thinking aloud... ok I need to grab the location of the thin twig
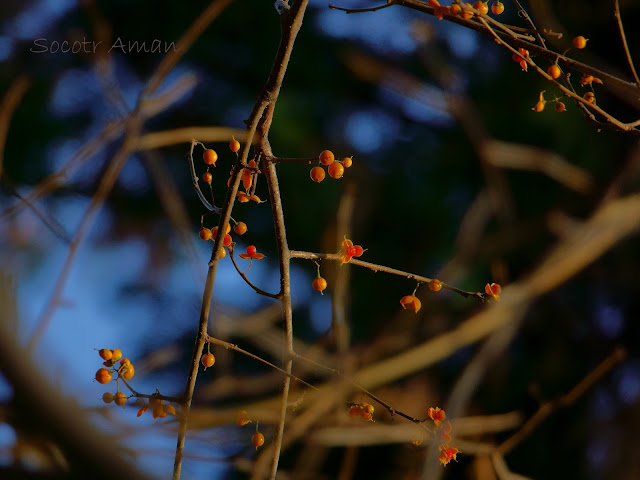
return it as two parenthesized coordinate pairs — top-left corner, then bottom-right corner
(497, 347), (626, 455)
(207, 336), (317, 390)
(228, 245), (281, 299)
(290, 250), (486, 300)
(512, 0), (546, 48)
(614, 0), (640, 87)
(329, 2), (393, 14)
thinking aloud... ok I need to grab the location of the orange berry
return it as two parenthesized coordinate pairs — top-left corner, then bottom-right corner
(348, 405), (361, 418)
(429, 279), (443, 292)
(533, 101), (545, 112)
(342, 156), (353, 168)
(199, 228), (212, 241)
(223, 234), (232, 247)
(95, 368), (112, 384)
(111, 348), (123, 362)
(491, 1), (504, 14)
(584, 91), (596, 104)
(203, 149), (218, 165)
(102, 392), (114, 404)
(121, 363), (135, 380)
(363, 403), (374, 415)
(319, 150), (335, 166)
(400, 295), (422, 313)
(555, 102), (566, 112)
(473, 1), (488, 14)
(229, 137), (240, 153)
(427, 406), (446, 425)
(202, 172), (212, 184)
(450, 4), (461, 15)
(114, 392), (127, 407)
(328, 162), (344, 179)
(312, 277), (327, 295)
(211, 224), (232, 238)
(234, 222), (247, 235)
(252, 432), (265, 449)
(310, 166), (325, 183)
(573, 36), (588, 49)
(548, 64), (561, 79)
(461, 2), (474, 18)
(98, 349), (112, 361)
(236, 410), (252, 426)
(201, 352), (216, 368)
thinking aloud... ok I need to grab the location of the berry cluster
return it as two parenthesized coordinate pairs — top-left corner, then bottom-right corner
(197, 141), (269, 264)
(516, 35), (599, 113)
(95, 348), (135, 385)
(95, 348), (134, 409)
(136, 392), (177, 419)
(429, 1), (505, 21)
(427, 407), (460, 467)
(310, 150), (352, 183)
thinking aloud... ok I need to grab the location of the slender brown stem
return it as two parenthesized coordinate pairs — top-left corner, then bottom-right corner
(207, 336), (317, 390)
(290, 250), (486, 300)
(228, 245), (281, 299)
(614, 0), (640, 87)
(497, 347), (626, 455)
(329, 2), (393, 14)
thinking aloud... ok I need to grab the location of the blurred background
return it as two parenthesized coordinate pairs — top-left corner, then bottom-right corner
(1, 0), (639, 478)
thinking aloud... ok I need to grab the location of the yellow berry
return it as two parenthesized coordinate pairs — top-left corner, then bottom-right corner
(429, 279), (443, 292)
(548, 64), (561, 79)
(319, 150), (335, 166)
(252, 432), (265, 449)
(111, 348), (123, 362)
(310, 166), (326, 183)
(573, 36), (588, 49)
(98, 349), (112, 361)
(199, 228), (213, 241)
(328, 162), (344, 179)
(234, 222), (248, 235)
(114, 392), (127, 407)
(203, 149), (218, 165)
(201, 352), (216, 368)
(95, 368), (112, 384)
(491, 1), (504, 14)
(312, 277), (327, 295)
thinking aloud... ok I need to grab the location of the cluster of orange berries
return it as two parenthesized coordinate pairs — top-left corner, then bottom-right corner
(399, 279), (443, 313)
(427, 407), (460, 467)
(95, 348), (136, 409)
(310, 150), (352, 183)
(348, 402), (375, 421)
(428, 1), (505, 21)
(95, 348), (135, 385)
(531, 90), (567, 114)
(136, 392), (177, 419)
(236, 410), (265, 450)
